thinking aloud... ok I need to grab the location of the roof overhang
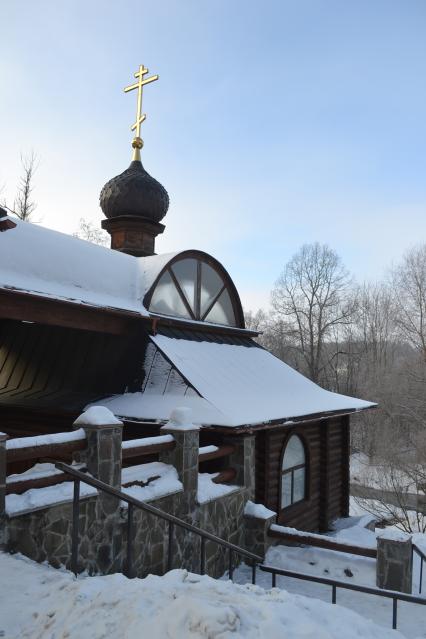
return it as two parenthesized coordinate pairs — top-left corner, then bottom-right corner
(0, 287), (259, 338)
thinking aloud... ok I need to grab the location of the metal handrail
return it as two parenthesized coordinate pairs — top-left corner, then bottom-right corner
(53, 461), (262, 579)
(259, 564), (426, 630)
(412, 543), (426, 594)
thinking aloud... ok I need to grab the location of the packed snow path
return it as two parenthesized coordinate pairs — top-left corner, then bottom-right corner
(0, 552), (406, 639)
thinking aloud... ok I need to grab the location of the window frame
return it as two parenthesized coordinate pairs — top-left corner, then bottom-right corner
(279, 433), (308, 510)
(144, 251), (245, 328)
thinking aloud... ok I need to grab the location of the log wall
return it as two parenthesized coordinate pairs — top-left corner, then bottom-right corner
(255, 415), (350, 533)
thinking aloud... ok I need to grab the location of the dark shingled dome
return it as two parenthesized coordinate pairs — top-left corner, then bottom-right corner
(100, 160), (169, 222)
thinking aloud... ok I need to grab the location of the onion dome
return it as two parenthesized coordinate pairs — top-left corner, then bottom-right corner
(100, 160), (169, 222)
(100, 64), (168, 257)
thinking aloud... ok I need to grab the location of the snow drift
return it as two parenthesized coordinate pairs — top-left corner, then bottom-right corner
(0, 552), (403, 639)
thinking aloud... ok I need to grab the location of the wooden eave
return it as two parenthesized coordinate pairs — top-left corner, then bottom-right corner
(0, 287), (259, 338)
(200, 405), (377, 435)
(112, 406), (377, 437)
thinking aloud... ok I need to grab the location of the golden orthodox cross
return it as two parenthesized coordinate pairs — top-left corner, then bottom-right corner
(124, 64), (159, 159)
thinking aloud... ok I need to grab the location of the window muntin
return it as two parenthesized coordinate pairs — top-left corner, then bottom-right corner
(149, 257), (237, 326)
(200, 263), (224, 316)
(149, 271), (189, 319)
(281, 435), (306, 508)
(170, 259), (197, 309)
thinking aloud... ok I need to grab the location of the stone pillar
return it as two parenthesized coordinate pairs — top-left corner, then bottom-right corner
(160, 424), (199, 514)
(0, 432), (7, 549)
(224, 435), (256, 499)
(244, 503), (277, 559)
(160, 409), (200, 573)
(73, 408), (123, 517)
(377, 531), (413, 593)
(72, 408), (124, 575)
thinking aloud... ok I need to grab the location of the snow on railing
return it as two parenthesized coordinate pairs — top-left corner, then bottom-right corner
(6, 429), (87, 464)
(6, 429), (86, 450)
(121, 434), (175, 460)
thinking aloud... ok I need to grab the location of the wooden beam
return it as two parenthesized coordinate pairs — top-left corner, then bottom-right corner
(0, 288), (259, 338)
(212, 467), (237, 484)
(6, 439), (86, 464)
(198, 444), (235, 463)
(268, 528), (377, 558)
(0, 289), (142, 336)
(121, 440), (176, 459)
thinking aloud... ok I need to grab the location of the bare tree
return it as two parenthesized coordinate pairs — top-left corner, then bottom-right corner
(353, 448), (426, 533)
(271, 243), (355, 384)
(392, 245), (426, 360)
(73, 218), (109, 247)
(12, 152), (39, 221)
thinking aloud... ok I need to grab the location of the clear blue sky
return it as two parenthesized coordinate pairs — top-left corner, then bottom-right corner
(1, 1), (426, 310)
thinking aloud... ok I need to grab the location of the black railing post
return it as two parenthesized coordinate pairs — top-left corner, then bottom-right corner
(420, 557), (423, 594)
(251, 560), (257, 585)
(229, 549), (234, 581)
(200, 536), (206, 575)
(71, 479), (80, 577)
(167, 521), (174, 572)
(126, 503), (134, 578)
(259, 563), (426, 635)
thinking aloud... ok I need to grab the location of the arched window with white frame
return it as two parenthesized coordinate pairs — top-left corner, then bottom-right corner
(145, 253), (244, 328)
(281, 434), (306, 508)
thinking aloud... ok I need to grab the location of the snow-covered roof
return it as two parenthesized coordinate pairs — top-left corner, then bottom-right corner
(98, 335), (375, 428)
(0, 217), (179, 315)
(0, 217), (146, 313)
(99, 392), (226, 425)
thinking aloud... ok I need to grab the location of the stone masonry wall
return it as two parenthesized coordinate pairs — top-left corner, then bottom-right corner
(4, 414), (253, 579)
(6, 487), (248, 578)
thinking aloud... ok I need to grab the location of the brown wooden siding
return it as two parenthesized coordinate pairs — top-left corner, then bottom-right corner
(0, 319), (146, 411)
(255, 416), (350, 533)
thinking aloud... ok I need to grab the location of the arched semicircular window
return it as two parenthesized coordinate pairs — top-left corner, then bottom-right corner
(281, 435), (306, 508)
(148, 257), (241, 327)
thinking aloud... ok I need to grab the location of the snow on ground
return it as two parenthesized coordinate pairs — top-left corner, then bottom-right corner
(0, 552), (406, 639)
(232, 518), (426, 638)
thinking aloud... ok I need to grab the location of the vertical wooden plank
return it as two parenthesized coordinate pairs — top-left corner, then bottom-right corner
(341, 415), (350, 517)
(319, 419), (330, 531)
(264, 431), (273, 510)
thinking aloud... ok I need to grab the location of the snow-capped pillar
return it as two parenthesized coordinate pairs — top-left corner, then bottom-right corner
(0, 432), (7, 548)
(73, 407), (123, 516)
(160, 408), (199, 513)
(224, 434), (256, 499)
(377, 530), (413, 593)
(244, 501), (277, 559)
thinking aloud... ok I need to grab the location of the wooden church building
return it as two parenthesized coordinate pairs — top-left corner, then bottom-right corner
(0, 67), (373, 535)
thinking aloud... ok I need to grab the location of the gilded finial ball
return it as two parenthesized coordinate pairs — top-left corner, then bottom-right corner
(132, 136), (144, 149)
